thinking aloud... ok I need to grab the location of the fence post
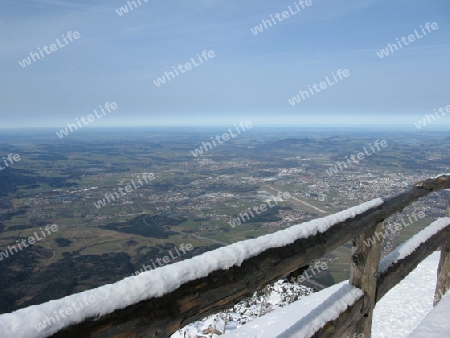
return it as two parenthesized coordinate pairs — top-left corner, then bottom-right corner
(434, 205), (450, 306)
(348, 221), (384, 337)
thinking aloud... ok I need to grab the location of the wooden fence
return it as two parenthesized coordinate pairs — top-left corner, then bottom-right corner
(41, 174), (450, 337)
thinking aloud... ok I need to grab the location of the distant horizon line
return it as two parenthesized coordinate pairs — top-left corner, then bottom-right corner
(0, 123), (449, 130)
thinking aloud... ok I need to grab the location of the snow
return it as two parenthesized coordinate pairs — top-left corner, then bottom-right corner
(372, 252), (440, 337)
(171, 316), (229, 337)
(277, 284), (363, 338)
(172, 280), (313, 337)
(379, 218), (450, 273)
(221, 282), (348, 338)
(409, 289), (450, 337)
(219, 283), (363, 338)
(431, 173), (450, 179)
(0, 198), (383, 338)
(224, 252), (441, 338)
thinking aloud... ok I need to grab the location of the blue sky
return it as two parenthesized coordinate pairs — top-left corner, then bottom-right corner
(1, 0), (449, 128)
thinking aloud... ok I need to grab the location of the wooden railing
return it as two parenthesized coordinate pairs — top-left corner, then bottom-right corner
(17, 175), (450, 337)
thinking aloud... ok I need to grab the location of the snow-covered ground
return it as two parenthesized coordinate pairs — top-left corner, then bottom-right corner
(217, 252), (442, 338)
(372, 251), (441, 338)
(409, 286), (450, 337)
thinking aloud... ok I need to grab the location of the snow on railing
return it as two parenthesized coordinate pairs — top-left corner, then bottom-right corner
(277, 284), (364, 338)
(0, 199), (383, 338)
(380, 217), (450, 273)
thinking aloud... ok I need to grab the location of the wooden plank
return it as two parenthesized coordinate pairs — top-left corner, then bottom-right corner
(312, 295), (369, 338)
(434, 241), (450, 306)
(348, 222), (384, 337)
(434, 205), (450, 306)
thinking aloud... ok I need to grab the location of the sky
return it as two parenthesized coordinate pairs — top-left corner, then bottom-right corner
(1, 0), (449, 128)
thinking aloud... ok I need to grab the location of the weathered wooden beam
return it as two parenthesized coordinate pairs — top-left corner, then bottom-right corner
(377, 225), (450, 303)
(348, 222), (384, 337)
(413, 175), (450, 191)
(49, 176), (450, 338)
(52, 206), (385, 338)
(434, 205), (450, 306)
(434, 241), (450, 306)
(382, 175), (450, 216)
(312, 295), (369, 338)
